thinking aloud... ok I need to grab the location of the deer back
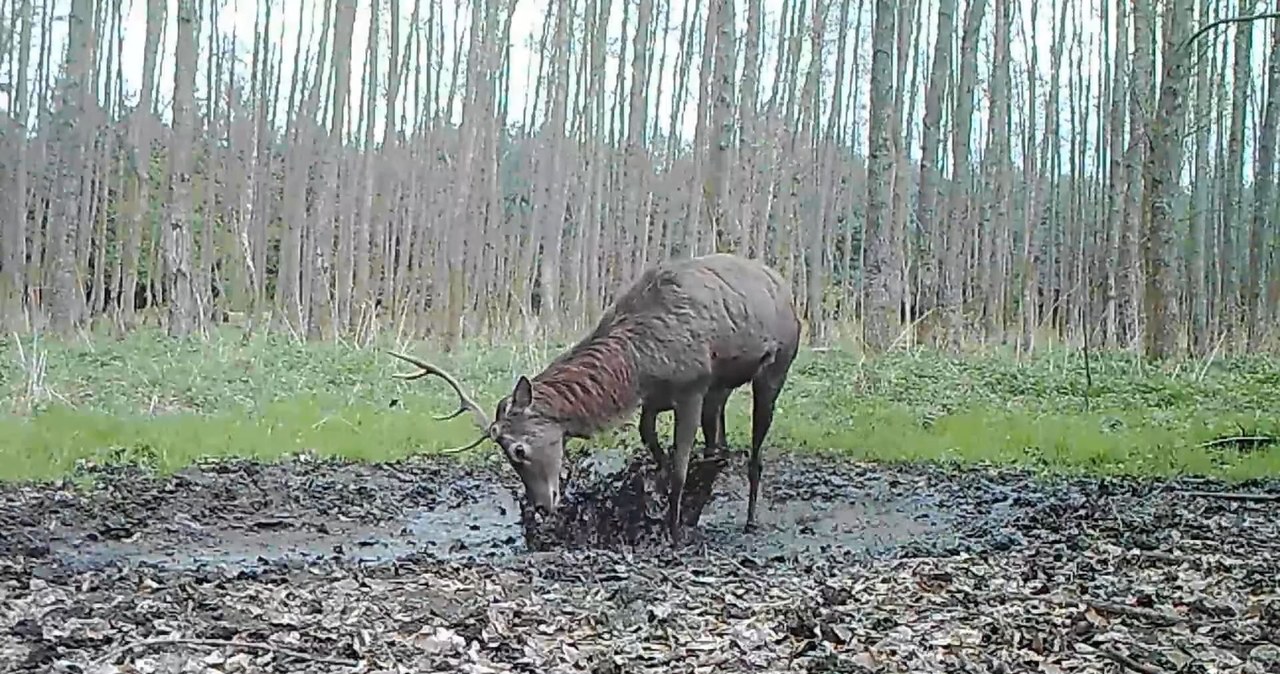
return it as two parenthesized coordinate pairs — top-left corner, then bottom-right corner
(596, 254), (800, 391)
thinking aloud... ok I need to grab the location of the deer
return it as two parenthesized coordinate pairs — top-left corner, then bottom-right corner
(387, 253), (802, 543)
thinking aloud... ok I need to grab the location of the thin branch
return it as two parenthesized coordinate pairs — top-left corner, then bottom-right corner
(1003, 592), (1190, 627)
(1182, 11), (1280, 51)
(1196, 434), (1277, 450)
(1176, 489), (1280, 503)
(1082, 598), (1188, 627)
(94, 637), (360, 668)
(1097, 646), (1169, 674)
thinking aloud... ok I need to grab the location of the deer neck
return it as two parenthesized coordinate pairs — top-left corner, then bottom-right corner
(531, 334), (642, 437)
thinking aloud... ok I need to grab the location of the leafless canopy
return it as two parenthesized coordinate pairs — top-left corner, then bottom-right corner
(386, 351), (493, 454)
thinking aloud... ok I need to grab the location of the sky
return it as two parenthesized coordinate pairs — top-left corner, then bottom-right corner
(1, 0), (1272, 173)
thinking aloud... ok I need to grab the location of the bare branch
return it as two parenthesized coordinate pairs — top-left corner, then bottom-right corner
(1183, 11), (1280, 51)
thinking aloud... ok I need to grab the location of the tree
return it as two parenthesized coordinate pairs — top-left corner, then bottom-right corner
(1141, 0), (1194, 359)
(165, 0), (200, 336)
(863, 0), (898, 351)
(917, 0), (956, 324)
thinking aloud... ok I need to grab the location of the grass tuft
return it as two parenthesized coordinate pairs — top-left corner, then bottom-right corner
(1, 327), (1277, 482)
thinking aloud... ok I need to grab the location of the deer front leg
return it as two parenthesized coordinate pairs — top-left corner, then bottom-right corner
(667, 391), (703, 545)
(700, 387), (731, 457)
(638, 404), (664, 470)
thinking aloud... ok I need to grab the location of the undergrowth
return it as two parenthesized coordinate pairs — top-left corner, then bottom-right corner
(0, 327), (1277, 482)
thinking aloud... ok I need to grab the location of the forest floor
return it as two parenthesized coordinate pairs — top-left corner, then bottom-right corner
(1, 329), (1278, 672)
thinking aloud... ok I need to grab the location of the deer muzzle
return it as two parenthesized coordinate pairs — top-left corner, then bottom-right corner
(522, 475), (561, 513)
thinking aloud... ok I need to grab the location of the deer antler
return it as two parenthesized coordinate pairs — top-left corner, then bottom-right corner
(386, 350), (493, 454)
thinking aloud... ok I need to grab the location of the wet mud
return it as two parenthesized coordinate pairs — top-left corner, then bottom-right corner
(3, 447), (1279, 672)
(1, 446), (1016, 575)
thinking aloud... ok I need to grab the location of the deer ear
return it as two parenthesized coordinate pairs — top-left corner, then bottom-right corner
(512, 376), (533, 409)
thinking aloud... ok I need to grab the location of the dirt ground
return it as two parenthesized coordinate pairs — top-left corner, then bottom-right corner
(1, 446), (1278, 673)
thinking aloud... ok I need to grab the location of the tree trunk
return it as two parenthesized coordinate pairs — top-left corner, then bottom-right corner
(1140, 0), (1192, 360)
(863, 0), (898, 351)
(165, 0), (200, 336)
(1248, 16), (1280, 347)
(917, 0), (955, 326)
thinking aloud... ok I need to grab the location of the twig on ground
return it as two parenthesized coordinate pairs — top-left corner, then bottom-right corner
(1097, 646), (1169, 674)
(1196, 435), (1277, 450)
(1004, 592), (1189, 627)
(1176, 490), (1280, 503)
(94, 636), (360, 668)
(1083, 598), (1187, 627)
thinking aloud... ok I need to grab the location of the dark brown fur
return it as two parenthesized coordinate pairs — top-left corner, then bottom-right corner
(531, 327), (641, 435)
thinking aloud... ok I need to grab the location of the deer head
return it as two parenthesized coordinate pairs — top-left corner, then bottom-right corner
(386, 351), (567, 512)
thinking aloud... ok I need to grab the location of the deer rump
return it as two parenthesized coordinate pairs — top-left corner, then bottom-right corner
(388, 253), (801, 547)
(610, 254), (798, 450)
(550, 252), (802, 541)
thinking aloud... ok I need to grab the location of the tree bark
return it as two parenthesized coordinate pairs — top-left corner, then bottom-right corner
(165, 0), (200, 336)
(1141, 0), (1193, 360)
(863, 0), (898, 351)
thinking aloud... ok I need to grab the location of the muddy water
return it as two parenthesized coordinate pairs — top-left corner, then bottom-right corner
(2, 448), (1011, 576)
(44, 485), (526, 572)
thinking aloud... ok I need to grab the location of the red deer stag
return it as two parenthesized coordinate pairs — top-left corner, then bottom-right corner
(387, 253), (801, 543)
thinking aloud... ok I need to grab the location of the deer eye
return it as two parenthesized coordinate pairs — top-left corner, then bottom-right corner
(510, 442), (529, 462)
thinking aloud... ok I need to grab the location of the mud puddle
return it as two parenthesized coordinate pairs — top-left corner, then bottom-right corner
(0, 447), (1018, 575)
(40, 485), (525, 573)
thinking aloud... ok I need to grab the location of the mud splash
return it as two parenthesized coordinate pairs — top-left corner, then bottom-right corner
(520, 446), (962, 557)
(519, 449), (731, 551)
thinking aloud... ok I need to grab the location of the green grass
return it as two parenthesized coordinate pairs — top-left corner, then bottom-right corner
(1, 327), (1278, 482)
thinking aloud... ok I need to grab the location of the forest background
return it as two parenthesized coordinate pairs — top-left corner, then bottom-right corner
(1, 0), (1278, 481)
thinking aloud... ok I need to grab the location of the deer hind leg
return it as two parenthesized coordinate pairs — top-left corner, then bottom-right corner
(638, 403), (665, 470)
(717, 404), (728, 451)
(746, 367), (791, 533)
(667, 390), (705, 545)
(700, 387), (732, 458)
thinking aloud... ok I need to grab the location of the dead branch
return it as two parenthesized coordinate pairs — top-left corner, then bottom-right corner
(1083, 598), (1188, 627)
(94, 636), (360, 668)
(1183, 12), (1280, 51)
(1196, 435), (1277, 450)
(1176, 489), (1280, 503)
(1097, 646), (1170, 674)
(1004, 592), (1189, 627)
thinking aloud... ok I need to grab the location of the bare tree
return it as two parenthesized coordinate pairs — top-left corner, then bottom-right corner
(1, 0), (33, 330)
(863, 0), (898, 351)
(164, 0), (200, 336)
(1218, 3), (1253, 345)
(917, 0), (955, 326)
(944, 0), (987, 348)
(1141, 0), (1194, 359)
(1248, 16), (1280, 346)
(46, 0), (98, 335)
(979, 0), (1011, 342)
